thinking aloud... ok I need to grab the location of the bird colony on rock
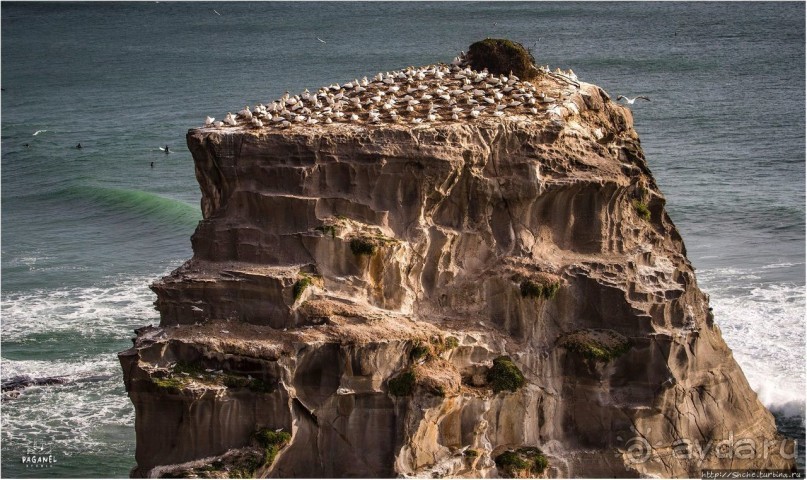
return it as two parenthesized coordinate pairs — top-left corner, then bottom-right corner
(202, 62), (581, 130)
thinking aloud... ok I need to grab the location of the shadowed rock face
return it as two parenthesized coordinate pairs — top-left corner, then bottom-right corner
(120, 69), (794, 478)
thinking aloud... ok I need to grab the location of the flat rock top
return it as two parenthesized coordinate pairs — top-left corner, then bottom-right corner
(197, 63), (588, 135)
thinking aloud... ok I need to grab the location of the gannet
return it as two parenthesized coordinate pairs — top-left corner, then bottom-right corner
(617, 95), (650, 104)
(317, 37), (327, 44)
(33, 130), (47, 136)
(238, 106), (253, 119)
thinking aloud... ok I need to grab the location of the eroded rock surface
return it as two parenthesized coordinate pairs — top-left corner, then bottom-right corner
(120, 66), (794, 478)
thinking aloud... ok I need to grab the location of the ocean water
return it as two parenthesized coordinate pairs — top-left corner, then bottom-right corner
(1, 2), (803, 477)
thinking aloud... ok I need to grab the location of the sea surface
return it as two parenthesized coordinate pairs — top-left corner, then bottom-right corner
(1, 2), (804, 477)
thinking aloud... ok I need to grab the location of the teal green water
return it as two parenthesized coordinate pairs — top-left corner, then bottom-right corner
(2, 2), (804, 476)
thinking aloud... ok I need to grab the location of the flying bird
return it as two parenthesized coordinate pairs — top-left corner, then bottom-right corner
(213, 9), (221, 15)
(617, 95), (650, 104)
(317, 37), (327, 44)
(33, 130), (47, 136)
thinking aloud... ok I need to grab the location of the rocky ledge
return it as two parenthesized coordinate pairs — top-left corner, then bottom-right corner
(120, 45), (795, 478)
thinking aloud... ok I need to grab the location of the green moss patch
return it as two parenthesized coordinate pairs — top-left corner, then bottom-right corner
(632, 199), (651, 221)
(520, 279), (561, 300)
(292, 275), (313, 302)
(495, 447), (548, 478)
(410, 342), (430, 361)
(560, 329), (631, 362)
(467, 38), (537, 79)
(487, 356), (526, 393)
(444, 336), (460, 350)
(152, 360), (273, 394)
(427, 335), (461, 357)
(388, 369), (417, 396)
(151, 360), (207, 392)
(152, 376), (187, 392)
(350, 238), (376, 256)
(255, 429), (292, 468)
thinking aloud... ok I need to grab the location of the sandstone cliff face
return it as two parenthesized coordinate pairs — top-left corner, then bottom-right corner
(120, 69), (794, 478)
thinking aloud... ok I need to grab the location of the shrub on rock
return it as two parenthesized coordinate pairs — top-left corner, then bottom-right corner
(487, 356), (526, 393)
(467, 38), (537, 79)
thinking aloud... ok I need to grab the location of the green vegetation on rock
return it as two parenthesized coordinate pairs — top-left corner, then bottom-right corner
(632, 199), (651, 221)
(255, 429), (292, 469)
(487, 356), (526, 393)
(388, 369), (417, 396)
(293, 275), (313, 302)
(495, 447), (549, 477)
(428, 335), (460, 356)
(410, 342), (430, 361)
(151, 360), (273, 394)
(229, 455), (263, 479)
(467, 38), (537, 79)
(520, 279), (561, 300)
(566, 340), (630, 361)
(152, 376), (186, 392)
(561, 331), (631, 362)
(350, 238), (376, 256)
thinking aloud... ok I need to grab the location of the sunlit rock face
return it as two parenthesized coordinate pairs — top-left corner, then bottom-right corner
(120, 64), (794, 478)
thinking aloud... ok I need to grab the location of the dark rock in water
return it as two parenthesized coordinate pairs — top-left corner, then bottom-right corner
(75, 374), (114, 384)
(1, 374), (70, 392)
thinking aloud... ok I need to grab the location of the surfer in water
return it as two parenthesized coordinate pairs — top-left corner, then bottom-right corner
(150, 162), (154, 168)
(164, 145), (170, 154)
(76, 143), (82, 149)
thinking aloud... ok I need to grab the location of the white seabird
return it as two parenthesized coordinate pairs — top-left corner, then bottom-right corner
(617, 95), (650, 104)
(205, 116), (215, 126)
(33, 130), (48, 136)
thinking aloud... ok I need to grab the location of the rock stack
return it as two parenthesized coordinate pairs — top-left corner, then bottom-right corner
(120, 47), (795, 478)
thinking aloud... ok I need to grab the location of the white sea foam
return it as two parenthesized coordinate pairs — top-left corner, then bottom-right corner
(699, 266), (806, 422)
(1, 357), (135, 455)
(1, 273), (162, 341)
(0, 273), (165, 458)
